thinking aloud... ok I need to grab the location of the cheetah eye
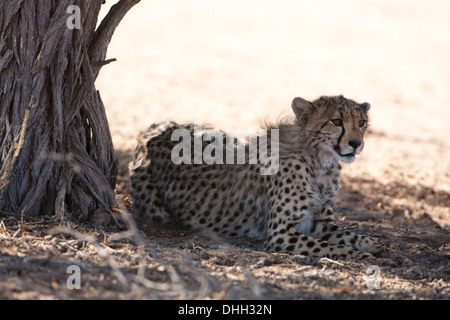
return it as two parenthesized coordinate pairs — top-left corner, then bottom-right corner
(358, 120), (367, 128)
(330, 119), (343, 126)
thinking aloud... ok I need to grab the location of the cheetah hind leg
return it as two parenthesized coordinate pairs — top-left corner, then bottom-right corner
(140, 205), (172, 226)
(131, 186), (172, 226)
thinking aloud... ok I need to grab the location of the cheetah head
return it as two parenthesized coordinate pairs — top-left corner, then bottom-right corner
(292, 95), (370, 164)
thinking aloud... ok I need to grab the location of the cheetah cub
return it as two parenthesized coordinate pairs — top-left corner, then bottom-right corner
(129, 95), (385, 260)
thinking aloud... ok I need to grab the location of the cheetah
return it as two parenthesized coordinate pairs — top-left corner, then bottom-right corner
(129, 95), (385, 260)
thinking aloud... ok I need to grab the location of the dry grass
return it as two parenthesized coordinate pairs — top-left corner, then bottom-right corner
(1, 0), (449, 299)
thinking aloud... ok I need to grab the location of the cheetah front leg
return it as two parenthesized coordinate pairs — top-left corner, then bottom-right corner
(309, 205), (385, 256)
(264, 230), (371, 260)
(309, 221), (384, 256)
(264, 204), (372, 260)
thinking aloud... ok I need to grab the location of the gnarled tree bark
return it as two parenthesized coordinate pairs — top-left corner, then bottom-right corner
(0, 0), (140, 221)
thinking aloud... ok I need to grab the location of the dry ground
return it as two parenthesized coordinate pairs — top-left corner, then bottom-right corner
(0, 0), (449, 299)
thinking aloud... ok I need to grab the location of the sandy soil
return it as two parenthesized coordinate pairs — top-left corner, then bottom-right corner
(0, 0), (449, 299)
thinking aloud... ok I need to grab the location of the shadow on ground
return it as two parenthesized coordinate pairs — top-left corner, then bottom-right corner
(0, 148), (448, 299)
(111, 148), (449, 298)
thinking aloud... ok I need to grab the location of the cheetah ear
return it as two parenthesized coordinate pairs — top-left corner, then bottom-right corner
(360, 102), (371, 112)
(292, 97), (314, 120)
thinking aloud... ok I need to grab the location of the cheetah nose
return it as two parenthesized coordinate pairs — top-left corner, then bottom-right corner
(348, 140), (362, 150)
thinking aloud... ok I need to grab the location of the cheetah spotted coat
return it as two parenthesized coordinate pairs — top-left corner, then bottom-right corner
(129, 95), (384, 260)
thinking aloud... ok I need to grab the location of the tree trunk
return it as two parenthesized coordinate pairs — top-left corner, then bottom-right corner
(0, 0), (140, 221)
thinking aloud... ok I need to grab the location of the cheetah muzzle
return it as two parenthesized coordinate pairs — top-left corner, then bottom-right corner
(129, 95), (386, 261)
